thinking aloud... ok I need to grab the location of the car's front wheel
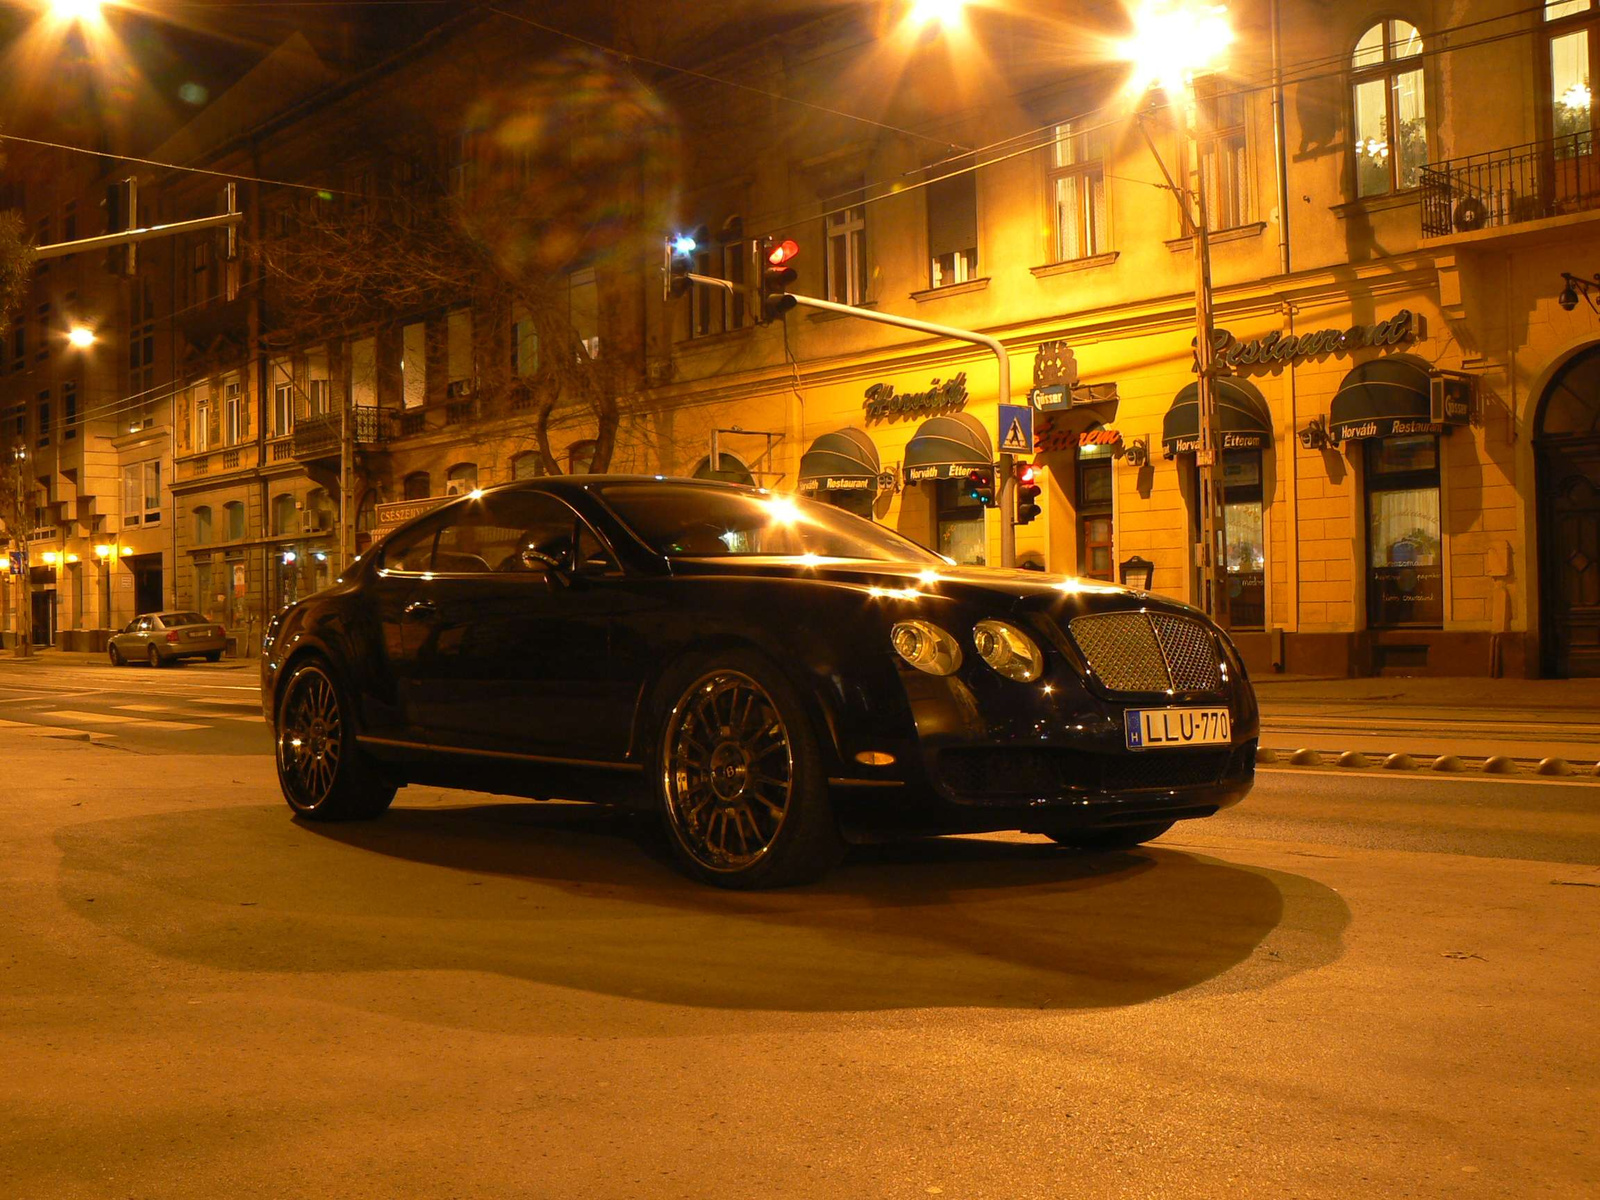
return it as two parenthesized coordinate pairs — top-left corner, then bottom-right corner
(1043, 821), (1175, 852)
(275, 658), (395, 821)
(656, 653), (841, 889)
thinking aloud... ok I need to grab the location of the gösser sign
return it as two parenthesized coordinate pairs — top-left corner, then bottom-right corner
(1202, 310), (1421, 371)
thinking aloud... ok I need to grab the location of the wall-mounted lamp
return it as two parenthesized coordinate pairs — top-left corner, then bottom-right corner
(1298, 416), (1337, 450)
(119, 545), (133, 557)
(1123, 436), (1150, 467)
(94, 543), (113, 559)
(1558, 272), (1600, 313)
(41, 551), (59, 566)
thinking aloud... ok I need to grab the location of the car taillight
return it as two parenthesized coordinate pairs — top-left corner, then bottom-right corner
(165, 630), (180, 644)
(214, 627), (225, 638)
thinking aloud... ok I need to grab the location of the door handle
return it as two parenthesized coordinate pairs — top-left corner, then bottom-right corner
(403, 599), (437, 619)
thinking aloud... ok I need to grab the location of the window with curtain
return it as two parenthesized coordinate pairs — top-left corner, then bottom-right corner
(825, 205), (867, 305)
(1048, 121), (1108, 261)
(511, 451), (545, 480)
(402, 321), (426, 408)
(447, 462), (479, 493)
(1546, 0), (1596, 160)
(1351, 20), (1428, 197)
(926, 170), (978, 288)
(272, 493), (298, 537)
(1365, 434), (1443, 627)
(194, 505), (212, 545)
(1194, 77), (1250, 231)
(403, 471), (432, 500)
(225, 501), (246, 541)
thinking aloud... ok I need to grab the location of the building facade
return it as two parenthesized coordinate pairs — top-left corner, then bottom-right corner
(4, 0), (1598, 676)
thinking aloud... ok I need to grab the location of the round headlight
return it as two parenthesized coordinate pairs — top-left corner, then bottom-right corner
(890, 620), (963, 675)
(972, 619), (1044, 682)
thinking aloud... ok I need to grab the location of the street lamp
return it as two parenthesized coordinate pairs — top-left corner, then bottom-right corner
(1121, 0), (1235, 621)
(47, 0), (103, 22)
(67, 326), (95, 348)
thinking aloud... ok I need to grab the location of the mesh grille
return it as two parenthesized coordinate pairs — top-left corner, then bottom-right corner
(1150, 614), (1223, 692)
(938, 740), (1255, 799)
(1068, 611), (1223, 695)
(1067, 613), (1169, 692)
(1103, 749), (1230, 791)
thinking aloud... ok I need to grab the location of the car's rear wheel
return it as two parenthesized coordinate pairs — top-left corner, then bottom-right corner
(275, 658), (395, 821)
(108, 644), (122, 667)
(146, 645), (163, 668)
(657, 654), (840, 888)
(204, 651), (222, 663)
(1043, 821), (1175, 852)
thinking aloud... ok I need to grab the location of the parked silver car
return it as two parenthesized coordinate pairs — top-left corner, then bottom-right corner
(108, 611), (227, 667)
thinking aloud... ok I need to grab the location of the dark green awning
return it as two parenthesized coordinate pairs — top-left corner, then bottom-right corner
(903, 412), (993, 482)
(1162, 377), (1274, 455)
(797, 427), (881, 494)
(1330, 354), (1442, 440)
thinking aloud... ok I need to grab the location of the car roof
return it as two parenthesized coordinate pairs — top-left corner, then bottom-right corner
(489, 474), (756, 495)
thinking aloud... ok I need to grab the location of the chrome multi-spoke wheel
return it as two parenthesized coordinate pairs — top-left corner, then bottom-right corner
(664, 670), (794, 873)
(656, 655), (840, 888)
(274, 659), (395, 820)
(279, 666), (343, 810)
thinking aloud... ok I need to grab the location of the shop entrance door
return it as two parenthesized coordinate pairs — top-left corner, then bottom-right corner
(1535, 345), (1600, 677)
(128, 554), (163, 617)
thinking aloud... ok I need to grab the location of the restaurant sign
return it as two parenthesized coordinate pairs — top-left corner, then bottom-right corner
(1163, 430), (1271, 454)
(1203, 310), (1421, 371)
(1033, 421), (1125, 455)
(863, 372), (968, 422)
(797, 475), (875, 493)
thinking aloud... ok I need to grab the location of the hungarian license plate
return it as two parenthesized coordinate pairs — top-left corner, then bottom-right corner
(186, 630), (207, 639)
(1125, 706), (1231, 750)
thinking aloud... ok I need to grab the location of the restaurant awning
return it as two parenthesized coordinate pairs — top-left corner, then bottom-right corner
(1329, 354), (1441, 440)
(796, 427), (881, 494)
(1162, 377), (1274, 455)
(903, 412), (994, 482)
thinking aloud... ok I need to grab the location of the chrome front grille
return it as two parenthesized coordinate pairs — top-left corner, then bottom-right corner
(1068, 611), (1223, 695)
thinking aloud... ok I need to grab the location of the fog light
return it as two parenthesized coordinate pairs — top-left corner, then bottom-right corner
(854, 750), (896, 766)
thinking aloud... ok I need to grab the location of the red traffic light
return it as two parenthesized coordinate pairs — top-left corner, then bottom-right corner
(767, 238), (800, 266)
(1015, 462), (1037, 484)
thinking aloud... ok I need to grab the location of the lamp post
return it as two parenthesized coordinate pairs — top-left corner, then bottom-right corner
(10, 446), (30, 657)
(94, 540), (115, 634)
(1122, 1), (1235, 619)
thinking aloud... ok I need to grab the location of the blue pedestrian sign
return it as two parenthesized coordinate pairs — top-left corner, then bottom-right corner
(998, 404), (1033, 456)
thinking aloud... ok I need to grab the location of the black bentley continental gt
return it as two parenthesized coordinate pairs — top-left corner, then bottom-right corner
(261, 476), (1258, 887)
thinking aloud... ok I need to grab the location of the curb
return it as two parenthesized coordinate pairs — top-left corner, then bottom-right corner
(1257, 746), (1600, 778)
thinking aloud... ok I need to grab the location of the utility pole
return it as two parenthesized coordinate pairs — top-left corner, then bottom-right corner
(1181, 93), (1226, 623)
(8, 447), (32, 657)
(339, 388), (354, 573)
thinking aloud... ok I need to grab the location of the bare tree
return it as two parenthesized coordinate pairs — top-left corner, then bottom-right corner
(0, 202), (37, 655)
(257, 48), (677, 477)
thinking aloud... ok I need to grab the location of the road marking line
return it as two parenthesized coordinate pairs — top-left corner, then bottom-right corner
(45, 710), (207, 732)
(115, 704), (174, 714)
(1257, 765), (1600, 788)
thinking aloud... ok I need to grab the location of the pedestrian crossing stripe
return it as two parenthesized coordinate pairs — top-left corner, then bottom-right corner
(1000, 416), (1030, 453)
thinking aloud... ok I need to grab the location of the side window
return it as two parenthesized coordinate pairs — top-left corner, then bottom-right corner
(437, 491), (580, 575)
(378, 520), (442, 575)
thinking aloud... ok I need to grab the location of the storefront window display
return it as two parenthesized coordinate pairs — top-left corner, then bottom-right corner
(1221, 450), (1265, 629)
(935, 480), (987, 565)
(1365, 434), (1443, 627)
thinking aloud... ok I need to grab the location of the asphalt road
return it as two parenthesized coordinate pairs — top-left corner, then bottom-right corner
(1, 655), (1595, 1199)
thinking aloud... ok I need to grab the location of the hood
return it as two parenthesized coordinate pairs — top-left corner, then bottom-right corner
(667, 556), (1208, 623)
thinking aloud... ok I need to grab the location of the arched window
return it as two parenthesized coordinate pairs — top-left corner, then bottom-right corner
(403, 471), (431, 500)
(691, 452), (754, 485)
(511, 451), (545, 480)
(1351, 21), (1428, 197)
(272, 493), (298, 537)
(355, 489), (377, 533)
(193, 505), (212, 545)
(224, 501), (245, 541)
(1545, 1), (1597, 159)
(446, 462), (479, 494)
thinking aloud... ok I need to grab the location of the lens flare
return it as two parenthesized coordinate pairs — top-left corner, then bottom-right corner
(1119, 0), (1234, 96)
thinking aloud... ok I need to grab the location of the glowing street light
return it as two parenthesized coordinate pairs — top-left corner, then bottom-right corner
(46, 0), (103, 24)
(67, 326), (95, 348)
(908, 0), (966, 29)
(1118, 0), (1234, 97)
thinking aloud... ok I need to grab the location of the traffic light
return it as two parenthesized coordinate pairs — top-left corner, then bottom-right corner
(1014, 462), (1042, 525)
(103, 176), (137, 276)
(964, 466), (995, 507)
(663, 226), (705, 301)
(759, 237), (799, 322)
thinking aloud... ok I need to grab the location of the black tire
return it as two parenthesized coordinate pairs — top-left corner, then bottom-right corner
(1044, 821), (1175, 852)
(274, 657), (396, 821)
(654, 650), (842, 889)
(146, 645), (164, 668)
(108, 644), (123, 667)
(204, 652), (222, 663)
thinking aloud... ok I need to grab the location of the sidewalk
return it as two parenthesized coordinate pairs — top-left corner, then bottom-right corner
(1254, 673), (1600, 771)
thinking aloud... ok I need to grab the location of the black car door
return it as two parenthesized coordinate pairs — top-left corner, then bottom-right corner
(403, 490), (634, 762)
(361, 513), (449, 736)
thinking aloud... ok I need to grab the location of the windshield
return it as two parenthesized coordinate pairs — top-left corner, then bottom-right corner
(598, 484), (944, 564)
(160, 612), (207, 626)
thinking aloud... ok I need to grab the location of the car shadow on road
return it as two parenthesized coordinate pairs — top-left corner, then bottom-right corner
(55, 796), (1350, 1015)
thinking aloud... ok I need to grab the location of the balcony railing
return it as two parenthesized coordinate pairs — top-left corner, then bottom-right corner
(1420, 132), (1599, 237)
(291, 405), (391, 460)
